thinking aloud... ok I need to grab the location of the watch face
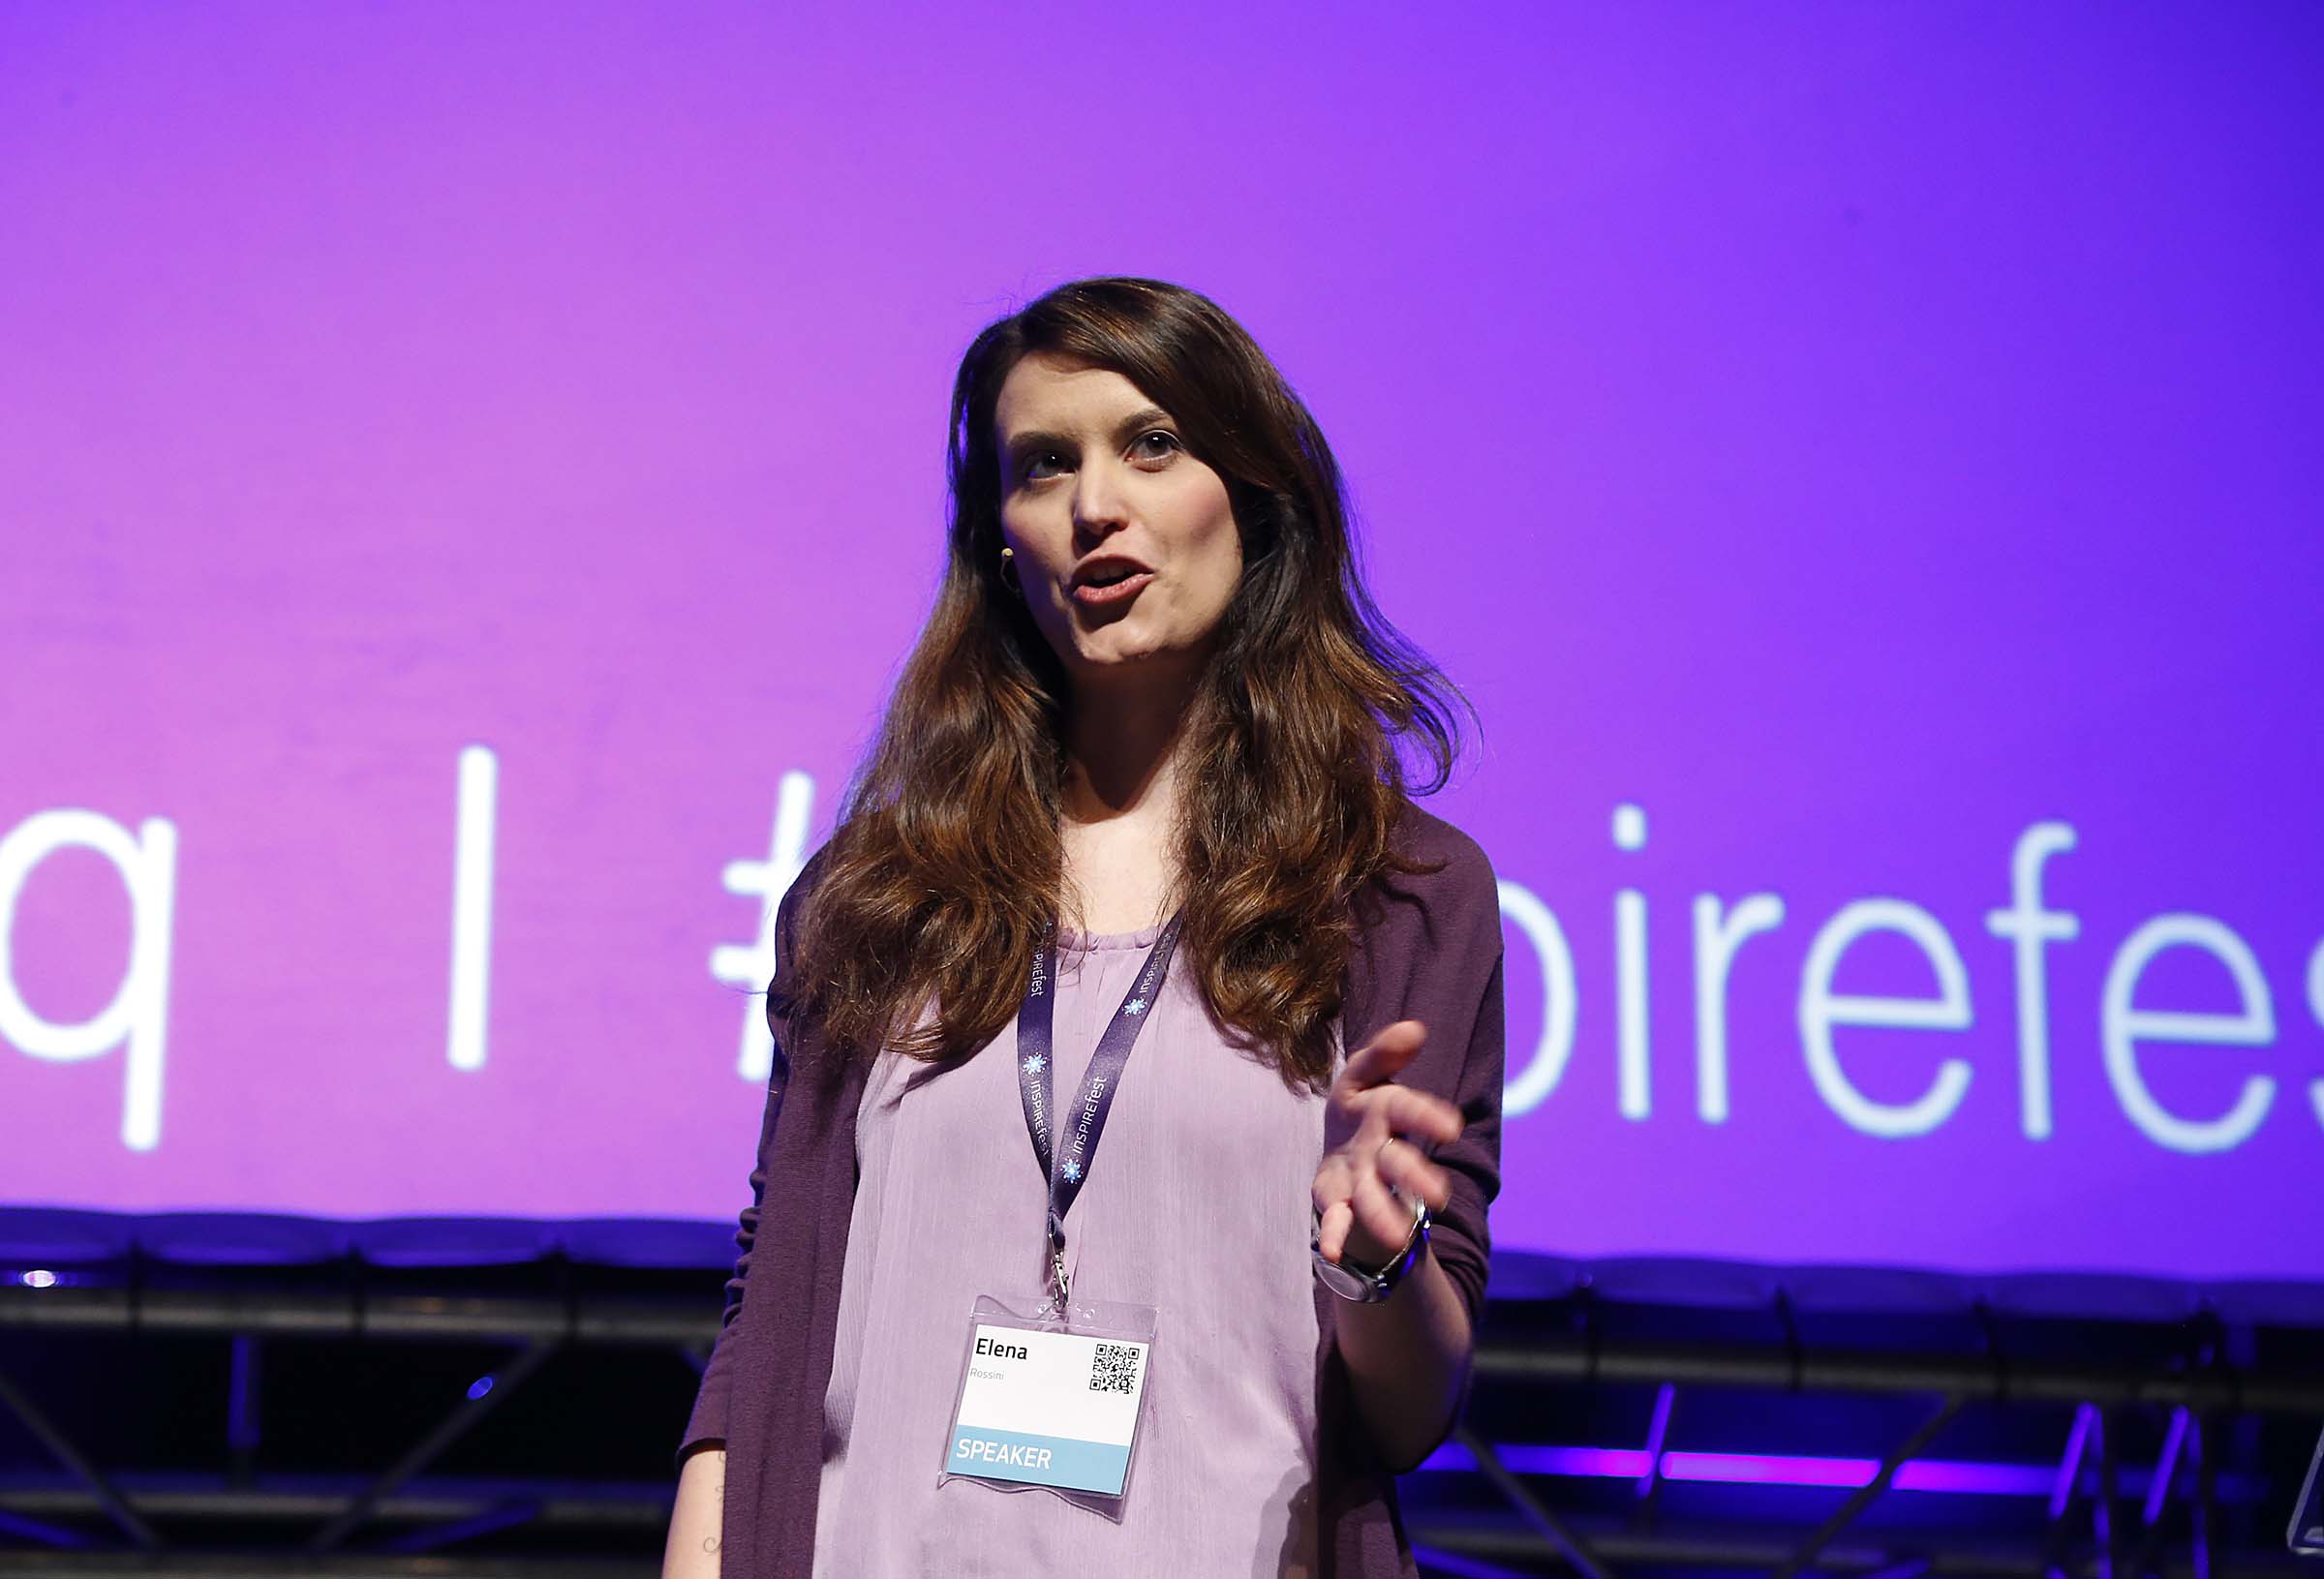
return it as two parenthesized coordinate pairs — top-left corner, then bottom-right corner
(1312, 1252), (1386, 1302)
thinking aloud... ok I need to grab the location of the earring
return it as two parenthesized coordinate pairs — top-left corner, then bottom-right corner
(999, 546), (1023, 594)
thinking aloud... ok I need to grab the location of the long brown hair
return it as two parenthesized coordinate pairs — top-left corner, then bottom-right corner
(783, 277), (1471, 1087)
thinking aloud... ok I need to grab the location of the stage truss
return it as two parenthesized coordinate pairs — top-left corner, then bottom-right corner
(1, 1242), (2320, 1576)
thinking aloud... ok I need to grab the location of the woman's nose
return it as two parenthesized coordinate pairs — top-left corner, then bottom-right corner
(1072, 457), (1131, 539)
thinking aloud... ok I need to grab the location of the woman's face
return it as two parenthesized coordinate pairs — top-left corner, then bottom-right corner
(993, 352), (1243, 693)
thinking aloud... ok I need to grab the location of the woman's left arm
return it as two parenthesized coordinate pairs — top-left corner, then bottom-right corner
(1314, 1022), (1482, 1471)
(1315, 875), (1509, 1472)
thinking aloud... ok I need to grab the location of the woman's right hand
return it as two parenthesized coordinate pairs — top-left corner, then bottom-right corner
(662, 1445), (725, 1578)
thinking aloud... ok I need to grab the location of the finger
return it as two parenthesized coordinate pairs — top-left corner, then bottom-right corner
(1378, 1136), (1454, 1213)
(1376, 1085), (1465, 1146)
(1311, 1156), (1353, 1217)
(1350, 1160), (1413, 1255)
(1314, 1199), (1356, 1263)
(1337, 1019), (1427, 1093)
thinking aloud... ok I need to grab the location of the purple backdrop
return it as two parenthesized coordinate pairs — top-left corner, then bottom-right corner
(4, 2), (2320, 1280)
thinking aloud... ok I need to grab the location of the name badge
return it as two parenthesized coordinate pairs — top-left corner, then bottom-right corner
(941, 1294), (1157, 1507)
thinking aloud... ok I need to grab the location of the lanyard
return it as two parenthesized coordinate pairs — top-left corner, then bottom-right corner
(1015, 912), (1183, 1312)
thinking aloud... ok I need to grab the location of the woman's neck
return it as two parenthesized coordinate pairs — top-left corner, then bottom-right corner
(1055, 675), (1196, 935)
(1060, 668), (1200, 832)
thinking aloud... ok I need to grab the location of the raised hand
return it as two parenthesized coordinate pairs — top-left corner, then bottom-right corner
(1311, 1019), (1464, 1267)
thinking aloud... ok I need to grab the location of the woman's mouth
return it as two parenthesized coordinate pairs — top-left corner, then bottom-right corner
(1071, 570), (1153, 607)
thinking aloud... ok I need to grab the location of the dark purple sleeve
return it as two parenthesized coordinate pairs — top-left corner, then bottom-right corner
(676, 848), (824, 1466)
(1403, 821), (1507, 1332)
(1347, 810), (1508, 1332)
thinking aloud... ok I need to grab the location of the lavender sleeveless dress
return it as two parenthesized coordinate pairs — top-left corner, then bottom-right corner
(809, 921), (1334, 1578)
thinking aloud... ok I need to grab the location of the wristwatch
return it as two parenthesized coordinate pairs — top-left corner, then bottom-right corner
(1311, 1192), (1431, 1303)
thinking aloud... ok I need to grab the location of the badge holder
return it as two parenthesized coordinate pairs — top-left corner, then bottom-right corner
(943, 915), (1177, 1520)
(936, 1282), (1159, 1522)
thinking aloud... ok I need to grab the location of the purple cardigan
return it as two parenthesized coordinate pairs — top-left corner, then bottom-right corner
(679, 805), (1508, 1577)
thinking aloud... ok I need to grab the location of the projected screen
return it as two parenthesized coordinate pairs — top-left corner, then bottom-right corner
(5, 4), (2320, 1282)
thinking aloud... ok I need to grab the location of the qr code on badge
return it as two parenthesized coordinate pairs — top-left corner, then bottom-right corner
(1089, 1341), (1142, 1395)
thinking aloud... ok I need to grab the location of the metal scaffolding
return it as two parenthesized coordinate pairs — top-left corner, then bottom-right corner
(2, 1262), (2319, 1575)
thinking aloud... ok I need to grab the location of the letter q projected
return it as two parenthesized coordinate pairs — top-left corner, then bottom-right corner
(0, 809), (178, 1150)
(1798, 899), (1974, 1139)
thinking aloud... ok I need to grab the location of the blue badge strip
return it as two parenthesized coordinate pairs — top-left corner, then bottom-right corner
(1015, 913), (1183, 1266)
(947, 1423), (1131, 1496)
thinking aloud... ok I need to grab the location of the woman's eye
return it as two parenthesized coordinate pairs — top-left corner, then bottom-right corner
(1019, 431), (1175, 484)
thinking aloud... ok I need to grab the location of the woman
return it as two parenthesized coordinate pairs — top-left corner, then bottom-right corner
(663, 277), (1506, 1578)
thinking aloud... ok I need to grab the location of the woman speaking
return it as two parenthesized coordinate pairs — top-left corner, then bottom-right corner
(663, 277), (1507, 1578)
